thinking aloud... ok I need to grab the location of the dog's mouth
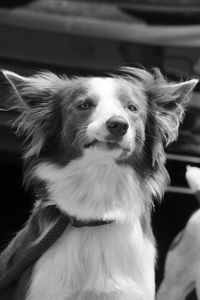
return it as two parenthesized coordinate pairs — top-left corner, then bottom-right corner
(84, 139), (120, 149)
(84, 139), (131, 153)
(84, 139), (99, 149)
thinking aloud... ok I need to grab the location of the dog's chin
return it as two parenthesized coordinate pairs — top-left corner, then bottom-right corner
(84, 139), (131, 160)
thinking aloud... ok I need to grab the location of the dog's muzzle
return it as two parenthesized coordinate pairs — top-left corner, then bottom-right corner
(84, 116), (131, 155)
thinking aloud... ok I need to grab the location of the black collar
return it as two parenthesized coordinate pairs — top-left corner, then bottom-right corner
(72, 217), (114, 228)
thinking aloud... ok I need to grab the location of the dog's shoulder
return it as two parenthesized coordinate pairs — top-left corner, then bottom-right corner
(0, 204), (62, 299)
(0, 204), (58, 275)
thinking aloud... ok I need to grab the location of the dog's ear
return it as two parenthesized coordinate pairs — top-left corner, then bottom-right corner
(147, 73), (198, 168)
(0, 70), (33, 111)
(0, 70), (60, 111)
(0, 70), (61, 157)
(0, 71), (21, 118)
(149, 75), (198, 146)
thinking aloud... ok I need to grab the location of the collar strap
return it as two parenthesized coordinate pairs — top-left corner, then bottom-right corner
(72, 217), (114, 228)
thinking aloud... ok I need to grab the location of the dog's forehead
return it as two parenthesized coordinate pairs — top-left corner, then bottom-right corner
(87, 77), (146, 106)
(88, 77), (117, 97)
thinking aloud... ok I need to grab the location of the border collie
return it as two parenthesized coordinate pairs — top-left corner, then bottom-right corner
(0, 67), (197, 300)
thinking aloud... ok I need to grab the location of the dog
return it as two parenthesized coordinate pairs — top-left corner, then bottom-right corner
(157, 209), (200, 300)
(0, 67), (197, 300)
(157, 166), (200, 300)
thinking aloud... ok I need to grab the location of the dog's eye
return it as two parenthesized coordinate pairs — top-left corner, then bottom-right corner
(77, 100), (93, 110)
(128, 104), (138, 112)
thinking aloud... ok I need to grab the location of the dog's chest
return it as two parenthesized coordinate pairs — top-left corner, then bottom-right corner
(26, 221), (155, 300)
(35, 148), (147, 221)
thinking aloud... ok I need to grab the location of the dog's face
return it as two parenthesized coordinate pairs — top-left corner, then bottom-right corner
(61, 76), (147, 161)
(0, 68), (198, 200)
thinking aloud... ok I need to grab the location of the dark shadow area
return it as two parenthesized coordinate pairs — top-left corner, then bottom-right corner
(0, 159), (33, 252)
(153, 192), (198, 288)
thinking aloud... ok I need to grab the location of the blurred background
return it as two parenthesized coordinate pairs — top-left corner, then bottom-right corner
(0, 0), (200, 296)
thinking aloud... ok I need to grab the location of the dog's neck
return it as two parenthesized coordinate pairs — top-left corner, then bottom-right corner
(34, 147), (152, 223)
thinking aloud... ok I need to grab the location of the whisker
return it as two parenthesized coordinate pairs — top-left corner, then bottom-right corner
(72, 127), (88, 146)
(135, 132), (145, 147)
(63, 125), (88, 137)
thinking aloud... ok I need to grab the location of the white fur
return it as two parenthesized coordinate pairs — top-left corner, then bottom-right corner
(87, 78), (136, 152)
(34, 147), (149, 222)
(157, 210), (200, 300)
(27, 219), (155, 300)
(26, 148), (156, 300)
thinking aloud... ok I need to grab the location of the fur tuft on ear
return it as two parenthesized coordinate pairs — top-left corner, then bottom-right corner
(1, 70), (63, 110)
(0, 70), (65, 157)
(149, 76), (198, 146)
(1, 70), (30, 111)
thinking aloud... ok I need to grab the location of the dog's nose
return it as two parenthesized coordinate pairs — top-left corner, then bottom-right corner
(106, 116), (129, 138)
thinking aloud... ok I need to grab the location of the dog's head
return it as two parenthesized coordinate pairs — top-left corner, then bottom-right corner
(0, 68), (197, 199)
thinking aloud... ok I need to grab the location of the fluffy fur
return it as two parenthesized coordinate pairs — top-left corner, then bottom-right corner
(0, 67), (197, 300)
(157, 209), (200, 300)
